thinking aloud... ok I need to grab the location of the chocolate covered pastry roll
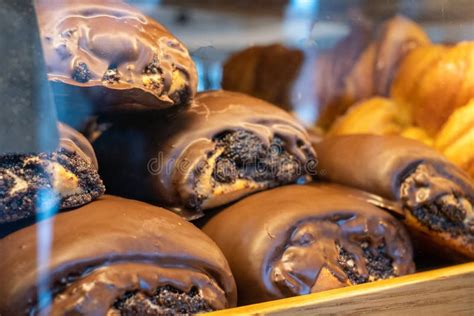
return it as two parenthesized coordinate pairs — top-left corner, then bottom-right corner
(315, 135), (474, 259)
(0, 123), (105, 224)
(37, 0), (197, 128)
(0, 195), (237, 315)
(203, 184), (414, 305)
(93, 90), (316, 217)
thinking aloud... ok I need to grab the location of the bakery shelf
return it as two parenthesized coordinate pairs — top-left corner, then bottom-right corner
(208, 262), (474, 315)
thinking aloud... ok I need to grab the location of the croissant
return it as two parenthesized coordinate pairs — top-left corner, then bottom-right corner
(327, 97), (410, 136)
(327, 97), (434, 145)
(319, 15), (430, 128)
(400, 126), (433, 147)
(391, 42), (474, 135)
(435, 99), (474, 178)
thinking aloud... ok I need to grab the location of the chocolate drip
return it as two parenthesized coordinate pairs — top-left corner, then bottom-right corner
(203, 184), (414, 305)
(0, 196), (237, 315)
(271, 216), (401, 297)
(93, 90), (315, 216)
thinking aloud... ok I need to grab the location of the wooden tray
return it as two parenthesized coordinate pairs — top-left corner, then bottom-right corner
(208, 262), (474, 315)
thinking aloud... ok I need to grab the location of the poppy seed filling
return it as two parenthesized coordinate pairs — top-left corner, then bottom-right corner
(29, 274), (214, 316)
(336, 241), (395, 284)
(400, 163), (474, 238)
(211, 130), (303, 185)
(0, 149), (104, 223)
(111, 285), (213, 316)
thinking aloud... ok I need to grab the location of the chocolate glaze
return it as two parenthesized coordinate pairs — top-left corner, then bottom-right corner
(36, 0), (197, 128)
(0, 195), (236, 315)
(93, 90), (316, 217)
(314, 135), (474, 258)
(315, 135), (473, 200)
(203, 184), (414, 305)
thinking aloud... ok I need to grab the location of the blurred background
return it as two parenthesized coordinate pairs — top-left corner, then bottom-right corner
(129, 0), (474, 91)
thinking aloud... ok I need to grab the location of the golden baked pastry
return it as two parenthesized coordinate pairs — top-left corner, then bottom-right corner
(392, 42), (474, 135)
(435, 99), (474, 178)
(327, 97), (410, 136)
(400, 126), (433, 147)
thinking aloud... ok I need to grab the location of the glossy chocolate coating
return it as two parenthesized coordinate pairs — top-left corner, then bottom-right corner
(93, 90), (316, 217)
(314, 135), (474, 202)
(0, 195), (236, 315)
(37, 0), (197, 127)
(203, 184), (414, 305)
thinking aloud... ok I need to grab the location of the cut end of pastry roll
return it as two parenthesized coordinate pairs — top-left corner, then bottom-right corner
(0, 150), (104, 223)
(0, 124), (105, 224)
(176, 91), (316, 211)
(182, 130), (313, 210)
(315, 134), (474, 259)
(400, 163), (474, 258)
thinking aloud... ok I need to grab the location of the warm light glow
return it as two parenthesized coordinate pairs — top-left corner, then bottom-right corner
(35, 189), (59, 315)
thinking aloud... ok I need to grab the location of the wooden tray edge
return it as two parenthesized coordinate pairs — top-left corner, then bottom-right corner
(208, 262), (474, 315)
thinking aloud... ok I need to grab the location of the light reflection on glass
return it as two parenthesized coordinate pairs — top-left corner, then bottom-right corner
(35, 186), (59, 314)
(284, 0), (320, 47)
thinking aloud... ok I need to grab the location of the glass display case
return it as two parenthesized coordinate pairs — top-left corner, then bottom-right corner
(0, 1), (473, 315)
